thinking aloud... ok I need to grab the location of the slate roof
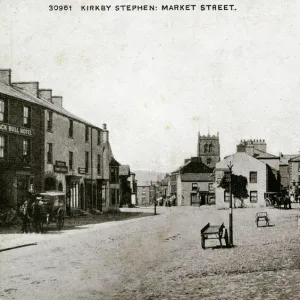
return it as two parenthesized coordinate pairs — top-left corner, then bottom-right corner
(253, 148), (279, 159)
(280, 154), (299, 165)
(180, 173), (214, 182)
(289, 155), (300, 162)
(119, 165), (130, 176)
(0, 79), (97, 127)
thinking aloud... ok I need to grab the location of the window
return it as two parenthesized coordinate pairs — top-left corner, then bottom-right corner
(224, 191), (230, 202)
(47, 111), (53, 132)
(69, 151), (73, 170)
(85, 151), (89, 173)
(23, 139), (30, 157)
(298, 163), (300, 172)
(192, 183), (198, 191)
(97, 130), (101, 145)
(97, 154), (100, 175)
(209, 183), (214, 192)
(250, 171), (257, 183)
(204, 144), (208, 153)
(224, 171), (231, 182)
(0, 135), (5, 158)
(110, 167), (119, 183)
(69, 119), (73, 138)
(206, 158), (212, 165)
(23, 106), (31, 127)
(250, 191), (258, 203)
(111, 189), (116, 205)
(0, 99), (7, 122)
(209, 144), (213, 153)
(47, 143), (53, 163)
(85, 125), (89, 142)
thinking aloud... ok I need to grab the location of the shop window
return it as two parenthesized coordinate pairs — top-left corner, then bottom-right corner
(209, 183), (214, 192)
(23, 106), (31, 127)
(45, 177), (56, 191)
(250, 171), (257, 183)
(250, 191), (258, 203)
(47, 143), (53, 163)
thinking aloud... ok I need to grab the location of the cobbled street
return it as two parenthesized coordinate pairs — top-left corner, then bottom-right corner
(1, 206), (300, 300)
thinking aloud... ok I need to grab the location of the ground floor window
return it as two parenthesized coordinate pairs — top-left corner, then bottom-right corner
(110, 188), (119, 205)
(250, 191), (258, 203)
(224, 191), (230, 202)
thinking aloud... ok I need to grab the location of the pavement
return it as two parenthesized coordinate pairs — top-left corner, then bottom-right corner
(1, 206), (300, 299)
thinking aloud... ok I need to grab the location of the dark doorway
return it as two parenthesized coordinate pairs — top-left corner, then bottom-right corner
(45, 177), (56, 191)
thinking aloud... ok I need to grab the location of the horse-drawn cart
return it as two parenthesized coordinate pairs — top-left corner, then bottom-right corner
(38, 191), (66, 230)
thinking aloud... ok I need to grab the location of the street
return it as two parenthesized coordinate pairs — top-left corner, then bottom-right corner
(1, 206), (300, 300)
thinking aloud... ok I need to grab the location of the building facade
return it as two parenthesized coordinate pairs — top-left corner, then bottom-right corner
(215, 152), (279, 208)
(0, 69), (129, 212)
(137, 185), (151, 206)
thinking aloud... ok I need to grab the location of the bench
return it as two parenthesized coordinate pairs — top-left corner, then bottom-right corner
(200, 222), (229, 249)
(256, 212), (270, 227)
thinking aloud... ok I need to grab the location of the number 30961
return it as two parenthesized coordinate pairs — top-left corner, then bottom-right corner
(49, 5), (72, 11)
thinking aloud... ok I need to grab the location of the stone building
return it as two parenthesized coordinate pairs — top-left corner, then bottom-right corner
(137, 185), (151, 206)
(215, 152), (280, 208)
(197, 132), (220, 168)
(0, 69), (130, 212)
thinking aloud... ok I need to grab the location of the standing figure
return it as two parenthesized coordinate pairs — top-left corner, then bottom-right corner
(20, 200), (30, 233)
(32, 197), (43, 233)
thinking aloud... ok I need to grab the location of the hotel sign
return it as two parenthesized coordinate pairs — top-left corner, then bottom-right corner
(54, 161), (68, 173)
(78, 167), (86, 174)
(0, 123), (33, 136)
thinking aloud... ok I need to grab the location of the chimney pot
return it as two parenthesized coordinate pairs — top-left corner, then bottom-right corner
(103, 123), (107, 130)
(52, 96), (63, 107)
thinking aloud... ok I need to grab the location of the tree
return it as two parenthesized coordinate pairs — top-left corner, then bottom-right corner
(219, 174), (249, 208)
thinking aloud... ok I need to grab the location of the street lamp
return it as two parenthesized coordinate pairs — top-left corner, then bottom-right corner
(227, 161), (234, 247)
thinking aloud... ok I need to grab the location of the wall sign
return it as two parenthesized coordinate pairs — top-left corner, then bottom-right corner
(0, 122), (33, 136)
(78, 167), (86, 174)
(54, 161), (68, 173)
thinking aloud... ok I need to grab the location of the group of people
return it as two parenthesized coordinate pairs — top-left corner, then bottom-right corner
(19, 195), (45, 233)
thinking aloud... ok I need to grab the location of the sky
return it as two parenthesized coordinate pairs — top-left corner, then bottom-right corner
(1, 0), (300, 173)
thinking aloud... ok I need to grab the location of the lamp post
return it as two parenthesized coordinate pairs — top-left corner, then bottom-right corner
(227, 161), (234, 247)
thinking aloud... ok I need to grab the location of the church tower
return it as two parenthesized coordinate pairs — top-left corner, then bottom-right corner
(197, 132), (220, 168)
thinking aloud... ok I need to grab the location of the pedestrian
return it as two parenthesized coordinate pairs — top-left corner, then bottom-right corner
(20, 200), (30, 233)
(32, 197), (43, 233)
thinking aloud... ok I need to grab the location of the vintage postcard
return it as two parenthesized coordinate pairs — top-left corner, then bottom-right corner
(1, 0), (300, 299)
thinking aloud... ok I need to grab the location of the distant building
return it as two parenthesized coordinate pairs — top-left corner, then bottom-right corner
(170, 157), (214, 206)
(215, 152), (280, 208)
(197, 132), (220, 168)
(137, 185), (150, 206)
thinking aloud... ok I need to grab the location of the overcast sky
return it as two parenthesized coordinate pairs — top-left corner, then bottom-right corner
(1, 0), (300, 173)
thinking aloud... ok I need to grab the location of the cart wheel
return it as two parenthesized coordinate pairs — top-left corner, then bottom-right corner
(56, 208), (65, 230)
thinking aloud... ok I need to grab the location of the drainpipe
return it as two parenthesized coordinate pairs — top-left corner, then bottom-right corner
(90, 127), (93, 210)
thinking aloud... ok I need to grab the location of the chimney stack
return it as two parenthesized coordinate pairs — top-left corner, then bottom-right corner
(0, 69), (11, 85)
(12, 82), (39, 97)
(52, 96), (63, 107)
(39, 89), (52, 102)
(102, 123), (109, 143)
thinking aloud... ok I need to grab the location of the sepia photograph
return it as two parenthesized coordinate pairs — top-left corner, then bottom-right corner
(1, 0), (300, 299)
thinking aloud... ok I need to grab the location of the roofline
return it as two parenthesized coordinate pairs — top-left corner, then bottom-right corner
(12, 81), (39, 84)
(0, 90), (102, 130)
